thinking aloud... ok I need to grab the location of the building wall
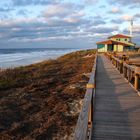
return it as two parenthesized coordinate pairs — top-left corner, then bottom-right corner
(113, 45), (123, 52)
(97, 44), (134, 52)
(105, 44), (108, 52)
(124, 46), (135, 51)
(110, 37), (130, 42)
(97, 44), (108, 52)
(117, 45), (124, 52)
(114, 45), (117, 51)
(107, 44), (113, 51)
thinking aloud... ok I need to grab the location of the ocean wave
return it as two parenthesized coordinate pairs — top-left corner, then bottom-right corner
(0, 49), (78, 68)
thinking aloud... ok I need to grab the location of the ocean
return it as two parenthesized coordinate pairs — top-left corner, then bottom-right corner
(0, 48), (79, 69)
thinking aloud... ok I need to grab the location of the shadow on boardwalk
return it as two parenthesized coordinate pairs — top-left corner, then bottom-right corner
(92, 55), (140, 140)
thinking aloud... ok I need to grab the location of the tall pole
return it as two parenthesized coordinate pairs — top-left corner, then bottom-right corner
(130, 19), (133, 37)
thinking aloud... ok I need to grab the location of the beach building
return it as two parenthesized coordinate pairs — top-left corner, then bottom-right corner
(97, 34), (136, 52)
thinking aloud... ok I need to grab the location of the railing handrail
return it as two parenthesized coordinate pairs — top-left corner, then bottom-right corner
(105, 52), (140, 91)
(74, 54), (97, 140)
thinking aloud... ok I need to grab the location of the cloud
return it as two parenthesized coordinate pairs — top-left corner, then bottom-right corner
(99, 5), (106, 8)
(86, 26), (118, 34)
(16, 9), (29, 17)
(11, 0), (57, 6)
(64, 18), (80, 24)
(109, 0), (140, 6)
(111, 13), (139, 24)
(42, 4), (72, 18)
(131, 24), (140, 34)
(1, 0), (139, 48)
(122, 24), (140, 45)
(41, 3), (86, 27)
(123, 24), (140, 34)
(0, 18), (38, 27)
(0, 14), (114, 46)
(108, 7), (122, 14)
(93, 19), (106, 26)
(85, 0), (99, 4)
(91, 15), (107, 26)
(134, 13), (140, 20)
(110, 19), (123, 24)
(0, 0), (105, 47)
(63, 11), (85, 24)
(42, 3), (85, 19)
(0, 16), (88, 43)
(0, 7), (14, 12)
(121, 14), (133, 21)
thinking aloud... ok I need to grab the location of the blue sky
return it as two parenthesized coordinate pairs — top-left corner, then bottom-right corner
(0, 0), (140, 48)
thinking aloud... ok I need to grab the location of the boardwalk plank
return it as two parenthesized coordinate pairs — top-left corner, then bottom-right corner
(92, 55), (140, 140)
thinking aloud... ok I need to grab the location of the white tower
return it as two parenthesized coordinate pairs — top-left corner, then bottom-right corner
(129, 19), (133, 37)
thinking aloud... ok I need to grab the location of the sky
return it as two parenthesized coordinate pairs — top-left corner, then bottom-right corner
(0, 0), (140, 49)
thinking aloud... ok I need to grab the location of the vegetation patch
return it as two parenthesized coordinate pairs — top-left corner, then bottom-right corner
(0, 49), (96, 140)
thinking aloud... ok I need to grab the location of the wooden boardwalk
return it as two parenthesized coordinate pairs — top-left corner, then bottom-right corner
(92, 55), (140, 140)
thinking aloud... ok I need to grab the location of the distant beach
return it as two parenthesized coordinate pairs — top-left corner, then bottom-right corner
(0, 48), (79, 68)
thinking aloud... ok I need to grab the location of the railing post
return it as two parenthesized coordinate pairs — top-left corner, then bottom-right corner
(123, 66), (125, 77)
(117, 61), (119, 70)
(115, 60), (117, 67)
(134, 67), (139, 90)
(120, 61), (123, 73)
(86, 83), (94, 127)
(105, 53), (140, 92)
(134, 74), (139, 90)
(123, 66), (127, 78)
(87, 92), (93, 138)
(126, 67), (128, 79)
(128, 69), (131, 82)
(112, 57), (113, 64)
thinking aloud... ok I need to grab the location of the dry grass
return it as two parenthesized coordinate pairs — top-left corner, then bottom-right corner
(0, 49), (96, 140)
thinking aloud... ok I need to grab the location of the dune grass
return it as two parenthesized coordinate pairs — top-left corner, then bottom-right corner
(0, 49), (96, 140)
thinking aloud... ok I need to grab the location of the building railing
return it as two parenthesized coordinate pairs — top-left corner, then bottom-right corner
(74, 55), (97, 140)
(105, 52), (140, 91)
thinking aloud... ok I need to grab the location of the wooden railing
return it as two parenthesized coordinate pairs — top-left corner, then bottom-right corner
(74, 55), (97, 140)
(106, 53), (140, 91)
